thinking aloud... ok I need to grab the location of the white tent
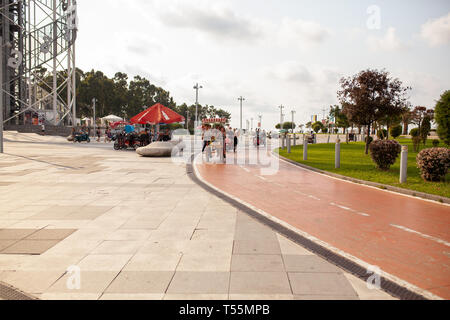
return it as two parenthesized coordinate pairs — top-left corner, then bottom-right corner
(102, 115), (123, 122)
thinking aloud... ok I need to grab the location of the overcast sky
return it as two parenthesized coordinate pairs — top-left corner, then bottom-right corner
(77, 0), (450, 130)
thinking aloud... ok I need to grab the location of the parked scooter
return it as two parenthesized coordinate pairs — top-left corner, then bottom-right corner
(114, 132), (141, 150)
(73, 133), (91, 143)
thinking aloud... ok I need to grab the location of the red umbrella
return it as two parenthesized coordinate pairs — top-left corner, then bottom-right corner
(130, 103), (185, 125)
(110, 121), (129, 129)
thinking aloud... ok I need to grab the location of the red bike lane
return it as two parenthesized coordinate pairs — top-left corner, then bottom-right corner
(195, 154), (450, 299)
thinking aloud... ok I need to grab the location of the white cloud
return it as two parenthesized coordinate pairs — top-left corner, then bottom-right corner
(280, 18), (331, 44)
(367, 27), (408, 52)
(420, 12), (450, 47)
(154, 0), (262, 41)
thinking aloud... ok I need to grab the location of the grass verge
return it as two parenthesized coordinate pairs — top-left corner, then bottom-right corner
(279, 138), (450, 198)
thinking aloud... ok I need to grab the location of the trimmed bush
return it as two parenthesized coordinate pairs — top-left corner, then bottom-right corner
(432, 139), (440, 147)
(390, 125), (402, 139)
(377, 129), (388, 140)
(369, 140), (401, 170)
(410, 128), (421, 152)
(417, 148), (450, 182)
(365, 136), (374, 144)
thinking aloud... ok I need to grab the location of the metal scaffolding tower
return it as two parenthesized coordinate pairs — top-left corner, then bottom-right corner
(0, 0), (78, 127)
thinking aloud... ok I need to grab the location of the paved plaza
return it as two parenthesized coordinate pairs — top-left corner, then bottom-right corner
(0, 132), (395, 300)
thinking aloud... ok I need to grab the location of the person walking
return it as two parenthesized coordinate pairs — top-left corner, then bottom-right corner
(96, 128), (101, 142)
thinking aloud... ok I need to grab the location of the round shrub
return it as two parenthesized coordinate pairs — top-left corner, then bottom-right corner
(377, 129), (388, 140)
(390, 125), (402, 139)
(369, 140), (402, 170)
(417, 148), (450, 182)
(410, 128), (420, 137)
(432, 139), (440, 147)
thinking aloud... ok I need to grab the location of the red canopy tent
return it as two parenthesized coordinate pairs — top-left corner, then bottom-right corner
(130, 103), (185, 125)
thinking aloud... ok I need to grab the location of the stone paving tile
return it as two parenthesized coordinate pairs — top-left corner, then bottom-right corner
(229, 272), (291, 294)
(276, 234), (315, 256)
(105, 271), (174, 294)
(229, 294), (294, 300)
(0, 240), (17, 251)
(25, 229), (76, 240)
(177, 254), (232, 272)
(0, 229), (37, 240)
(91, 241), (143, 255)
(231, 255), (285, 272)
(105, 229), (152, 241)
(1, 240), (60, 255)
(233, 240), (282, 255)
(77, 254), (133, 271)
(100, 293), (164, 300)
(288, 273), (358, 297)
(283, 255), (342, 273)
(40, 293), (102, 300)
(167, 272), (230, 294)
(294, 295), (359, 300)
(47, 271), (119, 294)
(164, 294), (228, 300)
(124, 253), (182, 271)
(0, 270), (65, 294)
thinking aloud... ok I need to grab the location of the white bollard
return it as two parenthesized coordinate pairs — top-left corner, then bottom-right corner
(303, 136), (308, 161)
(287, 134), (291, 153)
(335, 139), (341, 169)
(400, 146), (408, 184)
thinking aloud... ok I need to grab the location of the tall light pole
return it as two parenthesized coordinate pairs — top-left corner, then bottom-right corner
(238, 96), (245, 134)
(291, 110), (296, 132)
(0, 36), (3, 154)
(92, 98), (97, 136)
(278, 105), (285, 131)
(194, 83), (203, 125)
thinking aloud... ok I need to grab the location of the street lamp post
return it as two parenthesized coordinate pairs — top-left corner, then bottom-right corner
(291, 110), (296, 133)
(194, 83), (203, 126)
(278, 105), (285, 131)
(238, 96), (245, 134)
(0, 36), (3, 154)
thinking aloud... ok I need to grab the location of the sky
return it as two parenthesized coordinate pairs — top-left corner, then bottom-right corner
(76, 0), (450, 130)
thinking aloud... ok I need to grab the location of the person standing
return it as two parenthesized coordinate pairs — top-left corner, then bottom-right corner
(41, 122), (46, 136)
(233, 129), (238, 153)
(202, 125), (211, 153)
(221, 126), (227, 163)
(96, 128), (101, 142)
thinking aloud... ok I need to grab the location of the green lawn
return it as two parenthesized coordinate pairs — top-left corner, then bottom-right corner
(279, 138), (450, 198)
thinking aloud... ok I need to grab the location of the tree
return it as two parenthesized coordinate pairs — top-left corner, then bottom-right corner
(312, 121), (324, 133)
(435, 90), (450, 146)
(401, 103), (414, 135)
(421, 116), (432, 145)
(329, 105), (349, 133)
(411, 106), (434, 134)
(305, 122), (312, 130)
(390, 125), (402, 139)
(283, 122), (296, 130)
(338, 69), (410, 154)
